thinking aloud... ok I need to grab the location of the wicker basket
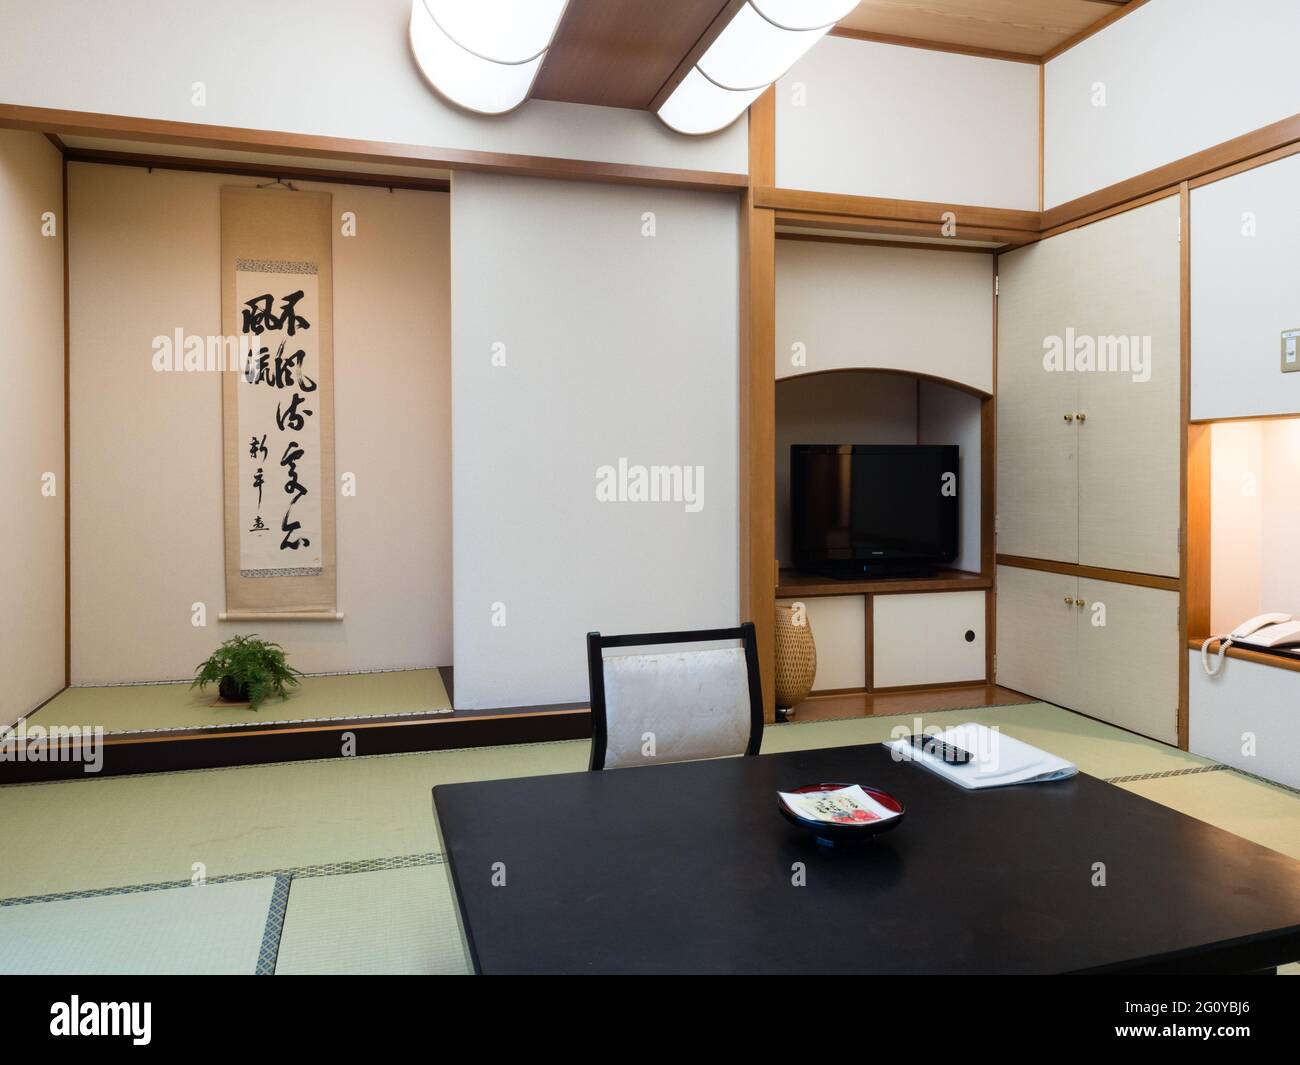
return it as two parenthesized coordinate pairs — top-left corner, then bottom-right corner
(774, 603), (817, 710)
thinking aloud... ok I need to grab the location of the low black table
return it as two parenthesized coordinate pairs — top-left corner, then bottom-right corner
(432, 743), (1300, 974)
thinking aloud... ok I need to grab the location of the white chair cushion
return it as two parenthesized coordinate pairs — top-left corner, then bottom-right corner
(601, 646), (751, 770)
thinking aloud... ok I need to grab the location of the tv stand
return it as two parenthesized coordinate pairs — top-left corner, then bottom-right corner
(777, 567), (991, 598)
(808, 562), (938, 581)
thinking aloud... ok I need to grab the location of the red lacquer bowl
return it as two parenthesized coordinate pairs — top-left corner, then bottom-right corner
(778, 782), (906, 845)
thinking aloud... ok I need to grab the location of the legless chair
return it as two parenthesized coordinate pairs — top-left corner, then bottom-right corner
(586, 623), (764, 771)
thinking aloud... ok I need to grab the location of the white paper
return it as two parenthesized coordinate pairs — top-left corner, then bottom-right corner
(779, 784), (901, 824)
(884, 723), (1077, 790)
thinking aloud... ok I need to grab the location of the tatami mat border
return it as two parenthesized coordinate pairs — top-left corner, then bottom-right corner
(1213, 765), (1300, 797)
(74, 705), (454, 737)
(1104, 765), (1228, 784)
(0, 853), (446, 908)
(1105, 764), (1300, 794)
(68, 665), (443, 688)
(255, 875), (292, 976)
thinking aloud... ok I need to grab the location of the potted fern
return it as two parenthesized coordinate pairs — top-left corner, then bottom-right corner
(192, 634), (302, 709)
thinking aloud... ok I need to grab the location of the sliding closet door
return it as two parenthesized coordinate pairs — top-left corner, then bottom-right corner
(1075, 197), (1181, 576)
(996, 239), (1079, 563)
(1074, 578), (1179, 744)
(994, 565), (1077, 709)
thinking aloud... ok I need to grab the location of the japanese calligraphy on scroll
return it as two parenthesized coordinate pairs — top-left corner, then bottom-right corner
(221, 187), (337, 618)
(236, 266), (322, 574)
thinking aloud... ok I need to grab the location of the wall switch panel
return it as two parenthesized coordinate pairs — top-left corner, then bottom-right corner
(1283, 328), (1300, 373)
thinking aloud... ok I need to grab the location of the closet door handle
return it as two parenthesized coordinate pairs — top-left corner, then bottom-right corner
(1063, 412), (1075, 422)
(1064, 596), (1074, 605)
(1076, 411), (1087, 423)
(1074, 599), (1086, 607)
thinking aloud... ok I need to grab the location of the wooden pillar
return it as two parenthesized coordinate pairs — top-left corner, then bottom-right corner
(1180, 181), (1207, 751)
(740, 89), (777, 722)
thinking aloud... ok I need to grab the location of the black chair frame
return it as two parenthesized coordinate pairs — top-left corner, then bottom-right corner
(586, 621), (764, 771)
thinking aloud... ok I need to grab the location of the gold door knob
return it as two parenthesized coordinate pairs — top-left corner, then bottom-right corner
(1074, 599), (1086, 607)
(1063, 412), (1075, 422)
(1076, 411), (1087, 423)
(1064, 596), (1073, 605)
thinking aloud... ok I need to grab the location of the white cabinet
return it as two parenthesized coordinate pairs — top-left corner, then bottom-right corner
(996, 566), (1179, 743)
(872, 591), (986, 688)
(997, 197), (1181, 577)
(777, 595), (865, 692)
(778, 589), (989, 694)
(1191, 151), (1300, 421)
(1189, 651), (1300, 790)
(994, 243), (1080, 564)
(994, 565), (1077, 710)
(1075, 578), (1179, 744)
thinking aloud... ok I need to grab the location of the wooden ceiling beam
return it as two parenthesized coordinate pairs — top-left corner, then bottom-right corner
(646, 0), (748, 114)
(532, 0), (738, 111)
(828, 26), (1040, 65)
(835, 1), (1144, 64)
(1042, 0), (1150, 62)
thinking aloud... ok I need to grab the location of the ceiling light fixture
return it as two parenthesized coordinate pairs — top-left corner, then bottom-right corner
(657, 0), (859, 136)
(657, 69), (767, 139)
(409, 0), (569, 116)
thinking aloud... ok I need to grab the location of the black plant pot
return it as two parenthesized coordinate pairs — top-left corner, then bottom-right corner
(219, 676), (251, 703)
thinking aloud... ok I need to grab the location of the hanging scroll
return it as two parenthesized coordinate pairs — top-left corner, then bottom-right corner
(221, 187), (337, 619)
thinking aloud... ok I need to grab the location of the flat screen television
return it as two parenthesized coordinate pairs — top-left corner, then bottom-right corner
(790, 444), (959, 579)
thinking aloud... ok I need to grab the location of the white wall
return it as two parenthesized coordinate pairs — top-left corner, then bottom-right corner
(0, 0), (746, 175)
(1258, 421), (1300, 617)
(451, 173), (739, 709)
(775, 36), (1039, 210)
(919, 381), (982, 574)
(776, 240), (994, 394)
(1208, 418), (1300, 630)
(1191, 151), (1300, 421)
(1044, 0), (1300, 209)
(0, 130), (65, 724)
(69, 163), (451, 682)
(1208, 422), (1265, 633)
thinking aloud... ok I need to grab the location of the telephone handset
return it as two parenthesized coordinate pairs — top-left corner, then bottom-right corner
(1201, 613), (1300, 676)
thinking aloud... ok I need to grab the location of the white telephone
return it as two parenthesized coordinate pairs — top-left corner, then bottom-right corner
(1200, 613), (1300, 676)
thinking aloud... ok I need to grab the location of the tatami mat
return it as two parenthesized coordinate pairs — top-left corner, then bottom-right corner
(0, 703), (1227, 902)
(0, 740), (585, 900)
(0, 878), (279, 975)
(30, 668), (451, 734)
(764, 701), (1215, 779)
(1117, 770), (1300, 976)
(276, 864), (469, 975)
(2, 699), (1296, 974)
(1116, 769), (1300, 862)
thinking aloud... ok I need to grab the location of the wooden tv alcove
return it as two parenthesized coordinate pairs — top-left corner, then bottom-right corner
(773, 367), (997, 709)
